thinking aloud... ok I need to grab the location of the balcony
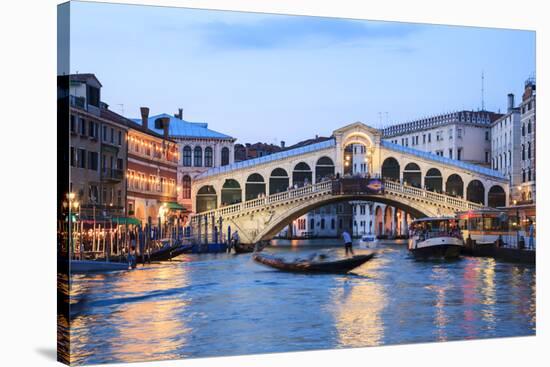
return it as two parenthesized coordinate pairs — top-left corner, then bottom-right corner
(101, 168), (124, 182)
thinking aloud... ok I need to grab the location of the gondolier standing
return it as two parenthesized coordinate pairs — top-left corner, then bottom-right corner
(342, 230), (354, 256)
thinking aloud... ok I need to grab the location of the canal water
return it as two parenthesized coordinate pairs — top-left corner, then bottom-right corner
(64, 239), (536, 365)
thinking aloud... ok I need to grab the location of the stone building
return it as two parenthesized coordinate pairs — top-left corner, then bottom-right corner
(519, 78), (536, 204)
(126, 108), (179, 226)
(134, 109), (236, 218)
(68, 73), (128, 219)
(490, 94), (522, 202)
(382, 110), (502, 166)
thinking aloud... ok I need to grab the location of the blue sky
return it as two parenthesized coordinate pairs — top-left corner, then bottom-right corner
(69, 1), (535, 145)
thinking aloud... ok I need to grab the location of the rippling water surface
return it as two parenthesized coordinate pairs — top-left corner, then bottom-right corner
(65, 239), (536, 365)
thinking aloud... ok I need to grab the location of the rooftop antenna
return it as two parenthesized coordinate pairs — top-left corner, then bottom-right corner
(481, 70), (485, 111)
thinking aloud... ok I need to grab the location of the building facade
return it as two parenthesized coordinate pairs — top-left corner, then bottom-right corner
(134, 109), (236, 217)
(69, 73), (127, 219)
(519, 78), (536, 204)
(490, 94), (522, 202)
(126, 108), (179, 226)
(382, 110), (502, 166)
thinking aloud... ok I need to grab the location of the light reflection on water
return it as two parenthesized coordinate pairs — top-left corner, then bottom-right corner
(64, 240), (536, 365)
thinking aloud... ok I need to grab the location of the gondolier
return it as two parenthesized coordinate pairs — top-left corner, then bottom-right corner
(342, 230), (354, 256)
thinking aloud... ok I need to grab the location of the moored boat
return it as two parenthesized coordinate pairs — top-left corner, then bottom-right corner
(253, 252), (375, 273)
(408, 217), (463, 259)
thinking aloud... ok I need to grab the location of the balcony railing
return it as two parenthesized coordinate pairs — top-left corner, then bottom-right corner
(101, 168), (123, 182)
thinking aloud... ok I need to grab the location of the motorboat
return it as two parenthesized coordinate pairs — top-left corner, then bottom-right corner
(408, 217), (463, 259)
(358, 234), (378, 249)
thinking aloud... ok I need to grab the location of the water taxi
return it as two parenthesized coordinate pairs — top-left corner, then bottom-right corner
(408, 217), (463, 259)
(358, 234), (378, 249)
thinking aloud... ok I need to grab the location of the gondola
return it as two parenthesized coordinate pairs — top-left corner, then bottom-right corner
(233, 241), (268, 254)
(252, 252), (375, 273)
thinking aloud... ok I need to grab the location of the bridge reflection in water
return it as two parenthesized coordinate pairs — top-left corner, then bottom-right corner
(63, 242), (536, 365)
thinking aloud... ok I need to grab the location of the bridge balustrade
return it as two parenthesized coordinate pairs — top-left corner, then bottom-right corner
(191, 177), (484, 225)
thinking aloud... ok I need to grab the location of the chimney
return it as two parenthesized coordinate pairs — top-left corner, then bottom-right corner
(507, 93), (515, 112)
(281, 140), (285, 148)
(178, 108), (183, 119)
(140, 107), (149, 129)
(155, 117), (170, 139)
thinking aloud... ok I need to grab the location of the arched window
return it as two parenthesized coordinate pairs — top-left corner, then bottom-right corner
(182, 146), (192, 167)
(528, 121), (532, 134)
(528, 142), (532, 159)
(320, 218), (325, 230)
(522, 144), (525, 160)
(181, 175), (191, 199)
(221, 147), (230, 166)
(310, 218), (315, 230)
(194, 146), (202, 167)
(204, 147), (213, 167)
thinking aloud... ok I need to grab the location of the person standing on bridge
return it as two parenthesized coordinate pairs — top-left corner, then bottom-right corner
(342, 230), (354, 256)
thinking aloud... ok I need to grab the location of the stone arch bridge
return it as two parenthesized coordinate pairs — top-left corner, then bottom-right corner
(190, 122), (508, 244)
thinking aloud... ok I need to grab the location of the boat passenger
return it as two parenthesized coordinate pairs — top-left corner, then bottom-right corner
(342, 230), (354, 256)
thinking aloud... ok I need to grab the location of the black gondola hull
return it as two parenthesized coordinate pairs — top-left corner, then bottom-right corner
(253, 253), (375, 273)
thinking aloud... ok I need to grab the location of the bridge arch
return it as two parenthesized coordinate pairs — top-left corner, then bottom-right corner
(381, 157), (400, 182)
(425, 168), (442, 192)
(221, 179), (242, 206)
(254, 194), (433, 243)
(403, 163), (421, 188)
(384, 206), (393, 235)
(445, 174), (464, 198)
(315, 156), (335, 183)
(292, 162), (312, 187)
(245, 173), (266, 201)
(196, 185), (217, 213)
(466, 179), (485, 205)
(488, 185), (506, 207)
(375, 205), (383, 236)
(269, 168), (289, 194)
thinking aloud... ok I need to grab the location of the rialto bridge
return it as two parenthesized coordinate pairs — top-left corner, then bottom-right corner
(189, 122), (508, 244)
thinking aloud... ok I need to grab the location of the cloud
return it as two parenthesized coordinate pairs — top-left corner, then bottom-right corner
(197, 16), (421, 50)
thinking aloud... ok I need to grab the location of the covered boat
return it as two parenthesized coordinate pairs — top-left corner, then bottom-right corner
(408, 217), (463, 259)
(253, 252), (375, 273)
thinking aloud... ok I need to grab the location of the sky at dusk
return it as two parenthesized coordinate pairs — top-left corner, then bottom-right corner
(68, 1), (535, 145)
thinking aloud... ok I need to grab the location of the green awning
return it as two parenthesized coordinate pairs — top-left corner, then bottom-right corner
(161, 202), (185, 211)
(112, 217), (141, 226)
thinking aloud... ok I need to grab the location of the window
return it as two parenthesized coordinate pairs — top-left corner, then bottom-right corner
(528, 121), (532, 134)
(457, 128), (463, 138)
(310, 218), (315, 230)
(70, 115), (76, 133)
(448, 149), (453, 159)
(182, 175), (191, 199)
(110, 127), (114, 143)
(522, 144), (525, 160)
(522, 170), (526, 183)
(522, 124), (526, 136)
(78, 149), (86, 168)
(508, 150), (512, 166)
(457, 148), (462, 160)
(118, 131), (122, 145)
(449, 129), (453, 139)
(102, 125), (107, 142)
(485, 131), (490, 141)
(193, 146), (202, 167)
(485, 151), (489, 163)
(182, 146), (192, 166)
(88, 151), (98, 171)
(422, 134), (426, 144)
(528, 169), (532, 181)
(70, 147), (76, 166)
(428, 133), (431, 143)
(117, 158), (123, 170)
(88, 121), (96, 139)
(79, 118), (86, 136)
(331, 218), (335, 230)
(87, 85), (100, 107)
(528, 142), (532, 159)
(204, 147), (213, 167)
(221, 147), (230, 166)
(320, 218), (325, 230)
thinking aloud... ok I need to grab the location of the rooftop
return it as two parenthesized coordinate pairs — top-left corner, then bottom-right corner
(132, 113), (234, 140)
